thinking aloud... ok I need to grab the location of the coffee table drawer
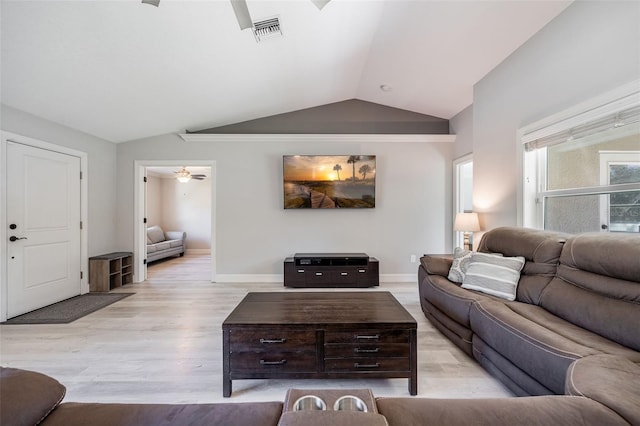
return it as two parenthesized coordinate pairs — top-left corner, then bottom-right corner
(324, 357), (410, 372)
(230, 330), (316, 352)
(231, 351), (316, 373)
(324, 343), (409, 358)
(325, 329), (409, 344)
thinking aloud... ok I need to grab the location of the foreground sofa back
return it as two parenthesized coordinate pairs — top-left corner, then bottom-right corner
(3, 366), (637, 426)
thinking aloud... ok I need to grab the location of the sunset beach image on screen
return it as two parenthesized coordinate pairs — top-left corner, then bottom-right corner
(283, 155), (376, 209)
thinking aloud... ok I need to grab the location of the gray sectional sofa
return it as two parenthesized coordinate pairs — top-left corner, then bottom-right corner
(418, 227), (639, 422)
(146, 225), (186, 263)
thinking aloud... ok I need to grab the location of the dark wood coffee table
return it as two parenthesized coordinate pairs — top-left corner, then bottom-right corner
(222, 291), (417, 397)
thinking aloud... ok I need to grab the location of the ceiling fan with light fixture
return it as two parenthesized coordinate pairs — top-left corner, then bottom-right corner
(143, 0), (331, 32)
(174, 167), (207, 183)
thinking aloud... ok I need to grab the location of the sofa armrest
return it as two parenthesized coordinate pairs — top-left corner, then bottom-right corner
(566, 354), (640, 425)
(420, 254), (453, 277)
(165, 231), (186, 241)
(0, 367), (66, 426)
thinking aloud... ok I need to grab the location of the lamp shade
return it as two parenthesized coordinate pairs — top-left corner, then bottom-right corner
(454, 212), (480, 232)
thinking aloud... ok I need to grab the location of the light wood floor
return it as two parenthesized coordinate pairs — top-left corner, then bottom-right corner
(0, 255), (513, 404)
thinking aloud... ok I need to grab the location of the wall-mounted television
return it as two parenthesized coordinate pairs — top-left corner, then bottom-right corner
(283, 155), (376, 209)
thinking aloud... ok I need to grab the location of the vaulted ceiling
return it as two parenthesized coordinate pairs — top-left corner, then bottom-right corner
(1, 0), (571, 143)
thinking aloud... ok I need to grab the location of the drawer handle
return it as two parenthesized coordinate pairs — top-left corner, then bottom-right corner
(260, 338), (286, 344)
(358, 269), (366, 273)
(260, 359), (287, 366)
(297, 269), (305, 273)
(340, 272), (348, 276)
(355, 347), (380, 354)
(355, 334), (379, 340)
(355, 362), (380, 369)
(315, 272), (323, 276)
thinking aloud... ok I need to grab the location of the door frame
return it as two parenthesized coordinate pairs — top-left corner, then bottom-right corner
(453, 153), (474, 248)
(1, 131), (89, 322)
(133, 160), (217, 283)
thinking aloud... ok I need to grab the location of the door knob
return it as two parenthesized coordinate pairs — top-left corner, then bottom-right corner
(9, 236), (27, 242)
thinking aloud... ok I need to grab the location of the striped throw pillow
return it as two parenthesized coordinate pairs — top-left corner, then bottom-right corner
(462, 252), (525, 301)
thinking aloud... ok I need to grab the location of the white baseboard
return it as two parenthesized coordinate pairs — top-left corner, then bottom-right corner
(212, 273), (416, 283)
(214, 274), (284, 283)
(186, 249), (211, 255)
(380, 274), (416, 283)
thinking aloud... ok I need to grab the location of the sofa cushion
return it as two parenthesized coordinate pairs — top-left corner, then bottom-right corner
(154, 241), (171, 251)
(0, 367), (66, 426)
(566, 354), (640, 425)
(146, 245), (157, 254)
(167, 239), (183, 249)
(376, 396), (628, 426)
(540, 232), (640, 351)
(447, 247), (473, 283)
(477, 227), (568, 304)
(469, 299), (602, 394)
(146, 225), (166, 244)
(43, 401), (284, 426)
(462, 253), (525, 301)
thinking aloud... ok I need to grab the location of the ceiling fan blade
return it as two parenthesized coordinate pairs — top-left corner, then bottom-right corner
(191, 174), (207, 178)
(310, 0), (331, 10)
(192, 176), (206, 180)
(230, 0), (253, 30)
(142, 0), (160, 7)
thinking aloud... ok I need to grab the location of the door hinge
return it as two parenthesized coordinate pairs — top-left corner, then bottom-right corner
(80, 221), (83, 229)
(143, 217), (147, 224)
(143, 259), (147, 265)
(144, 176), (147, 183)
(80, 271), (83, 279)
(80, 171), (83, 180)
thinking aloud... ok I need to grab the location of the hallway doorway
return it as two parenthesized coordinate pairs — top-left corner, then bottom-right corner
(134, 160), (216, 283)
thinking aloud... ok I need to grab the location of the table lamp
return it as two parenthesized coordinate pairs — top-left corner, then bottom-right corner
(454, 212), (481, 251)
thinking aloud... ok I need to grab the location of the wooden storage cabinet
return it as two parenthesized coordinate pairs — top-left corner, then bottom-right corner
(89, 252), (133, 292)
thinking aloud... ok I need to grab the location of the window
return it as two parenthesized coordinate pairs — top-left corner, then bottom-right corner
(453, 154), (474, 247)
(521, 81), (640, 234)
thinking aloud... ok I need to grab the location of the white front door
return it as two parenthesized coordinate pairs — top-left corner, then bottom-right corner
(6, 141), (81, 318)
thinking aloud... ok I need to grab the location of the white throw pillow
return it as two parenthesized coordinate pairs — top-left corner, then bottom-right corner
(462, 252), (525, 301)
(447, 247), (473, 283)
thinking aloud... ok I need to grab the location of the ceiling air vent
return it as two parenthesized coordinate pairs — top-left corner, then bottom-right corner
(253, 16), (282, 42)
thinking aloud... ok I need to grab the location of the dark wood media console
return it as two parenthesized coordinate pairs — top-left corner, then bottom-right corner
(284, 253), (379, 288)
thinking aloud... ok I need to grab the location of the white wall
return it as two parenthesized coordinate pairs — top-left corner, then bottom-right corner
(450, 105), (473, 160)
(467, 1), (640, 230)
(146, 174), (163, 229)
(160, 177), (211, 251)
(1, 104), (118, 256)
(117, 136), (454, 277)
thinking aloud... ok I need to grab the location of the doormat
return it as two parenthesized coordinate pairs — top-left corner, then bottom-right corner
(2, 293), (134, 325)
